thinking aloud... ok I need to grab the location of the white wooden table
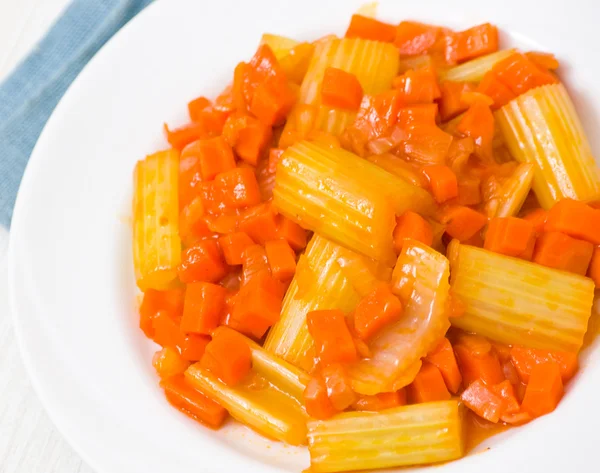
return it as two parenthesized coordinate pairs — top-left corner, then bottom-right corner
(0, 1), (94, 471)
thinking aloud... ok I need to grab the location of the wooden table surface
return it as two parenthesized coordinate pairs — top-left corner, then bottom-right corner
(0, 1), (94, 471)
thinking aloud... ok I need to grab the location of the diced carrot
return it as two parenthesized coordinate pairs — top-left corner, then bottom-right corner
(456, 101), (494, 161)
(194, 136), (236, 181)
(545, 198), (600, 245)
(204, 212), (240, 235)
(492, 380), (520, 415)
(181, 282), (227, 335)
(455, 178), (482, 206)
(231, 271), (284, 339)
(218, 232), (255, 265)
(345, 14), (397, 42)
(455, 333), (492, 355)
(233, 62), (251, 111)
(441, 205), (487, 242)
(352, 390), (407, 411)
(140, 288), (185, 336)
(588, 247), (600, 288)
(407, 362), (451, 403)
(276, 216), (307, 251)
(214, 168), (261, 209)
(425, 338), (462, 394)
(522, 208), (548, 233)
(395, 123), (454, 164)
(222, 114), (272, 165)
(422, 165), (458, 203)
(197, 180), (227, 216)
(477, 71), (515, 110)
(179, 197), (214, 247)
(153, 346), (190, 378)
(395, 21), (439, 56)
(393, 211), (434, 253)
(189, 102), (230, 136)
(446, 136), (475, 175)
(483, 217), (535, 258)
(180, 334), (211, 362)
(151, 311), (184, 349)
(532, 231), (593, 275)
(397, 104), (439, 128)
(268, 148), (284, 173)
(178, 240), (227, 284)
(525, 51), (560, 71)
(448, 292), (467, 318)
(250, 76), (296, 126)
(521, 362), (564, 418)
(321, 67), (364, 111)
(304, 376), (338, 420)
(307, 309), (358, 364)
(353, 286), (403, 341)
(265, 239), (297, 281)
(241, 244), (270, 285)
(439, 81), (475, 121)
(393, 69), (441, 105)
(239, 202), (279, 244)
(460, 379), (506, 423)
(454, 341), (504, 387)
(188, 96), (211, 121)
(510, 347), (578, 383)
(200, 329), (252, 386)
(321, 363), (357, 411)
(164, 122), (209, 150)
(447, 23), (498, 64)
(161, 375), (228, 428)
(492, 52), (558, 96)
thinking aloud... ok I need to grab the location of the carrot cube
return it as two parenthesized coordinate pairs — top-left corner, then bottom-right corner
(307, 309), (357, 364)
(533, 231), (593, 275)
(450, 23), (498, 63)
(395, 21), (439, 56)
(181, 282), (227, 334)
(509, 347), (578, 384)
(588, 247), (600, 288)
(321, 363), (357, 411)
(345, 14), (397, 42)
(545, 198), (600, 245)
(353, 286), (403, 341)
(439, 80), (475, 121)
(250, 77), (296, 126)
(321, 67), (364, 111)
(393, 211), (433, 253)
(460, 379), (506, 423)
(276, 216), (307, 251)
(265, 239), (297, 281)
(200, 329), (252, 386)
(521, 362), (564, 418)
(422, 165), (458, 203)
(425, 338), (462, 394)
(241, 244), (270, 285)
(178, 239), (227, 283)
(218, 232), (255, 265)
(239, 202), (279, 244)
(214, 167), (261, 209)
(441, 206), (487, 242)
(407, 362), (451, 403)
(195, 136), (236, 181)
(454, 342), (504, 387)
(484, 217), (535, 258)
(304, 376), (338, 420)
(352, 390), (407, 411)
(151, 311), (183, 349)
(522, 208), (548, 233)
(180, 334), (211, 362)
(222, 114), (272, 165)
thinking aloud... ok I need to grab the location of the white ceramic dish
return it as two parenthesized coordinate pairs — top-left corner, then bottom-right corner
(9, 0), (600, 471)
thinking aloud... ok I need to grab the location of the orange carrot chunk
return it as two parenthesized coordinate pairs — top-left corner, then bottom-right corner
(200, 329), (252, 386)
(510, 347), (578, 384)
(484, 217), (535, 258)
(181, 282), (227, 335)
(352, 390), (407, 411)
(423, 165), (458, 203)
(214, 168), (261, 209)
(321, 363), (357, 411)
(393, 69), (441, 105)
(441, 206), (487, 242)
(397, 104), (439, 128)
(545, 198), (600, 245)
(353, 286), (403, 341)
(164, 122), (209, 150)
(241, 244), (270, 285)
(476, 71), (516, 110)
(525, 51), (560, 71)
(448, 23), (499, 64)
(456, 101), (494, 161)
(492, 380), (520, 416)
(304, 376), (338, 420)
(345, 14), (397, 42)
(425, 338), (462, 394)
(188, 96), (211, 121)
(239, 202), (279, 244)
(321, 67), (364, 111)
(196, 136), (237, 181)
(178, 240), (227, 284)
(268, 148), (284, 173)
(588, 247), (600, 288)
(395, 21), (439, 56)
(454, 339), (504, 387)
(250, 76), (296, 127)
(521, 362), (564, 418)
(492, 52), (558, 96)
(522, 208), (548, 233)
(460, 379), (506, 423)
(265, 239), (297, 281)
(393, 211), (434, 253)
(439, 81), (475, 121)
(532, 231), (593, 275)
(153, 346), (190, 378)
(231, 271), (284, 339)
(180, 334), (211, 362)
(218, 232), (255, 266)
(151, 311), (184, 349)
(161, 375), (228, 428)
(307, 309), (358, 364)
(276, 217), (308, 251)
(140, 288), (185, 336)
(407, 362), (451, 403)
(222, 114), (272, 165)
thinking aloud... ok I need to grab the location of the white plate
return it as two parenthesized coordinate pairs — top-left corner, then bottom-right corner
(9, 0), (600, 472)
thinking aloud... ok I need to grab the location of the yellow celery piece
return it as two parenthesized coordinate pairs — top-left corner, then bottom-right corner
(273, 141), (436, 263)
(307, 400), (465, 472)
(449, 241), (595, 352)
(213, 326), (309, 401)
(348, 240), (451, 395)
(259, 33), (300, 59)
(284, 37), (399, 138)
(132, 149), (181, 291)
(485, 163), (535, 218)
(496, 83), (600, 209)
(185, 364), (308, 445)
(264, 235), (361, 372)
(440, 48), (516, 82)
(279, 42), (315, 84)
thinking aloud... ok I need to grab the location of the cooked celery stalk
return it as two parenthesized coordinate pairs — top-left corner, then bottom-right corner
(259, 33), (300, 59)
(485, 163), (535, 218)
(186, 364), (308, 445)
(264, 235), (360, 372)
(213, 327), (309, 401)
(449, 241), (595, 352)
(284, 37), (399, 137)
(133, 149), (181, 291)
(440, 49), (516, 82)
(273, 141), (435, 263)
(496, 83), (600, 208)
(348, 240), (451, 394)
(307, 400), (465, 472)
